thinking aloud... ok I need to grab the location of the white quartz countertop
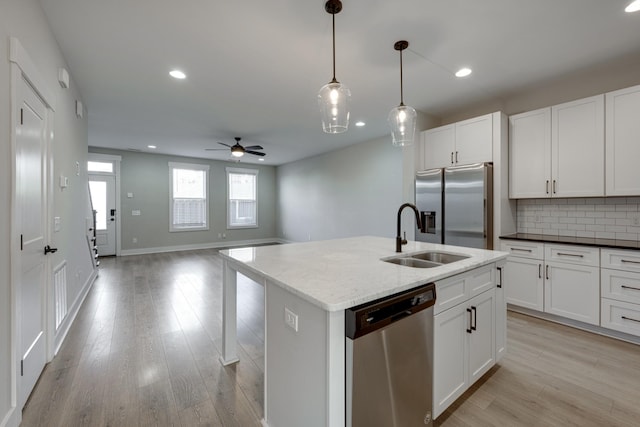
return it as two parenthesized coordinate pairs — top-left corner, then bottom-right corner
(220, 236), (508, 311)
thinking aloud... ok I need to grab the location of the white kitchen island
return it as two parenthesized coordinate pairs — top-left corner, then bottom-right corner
(219, 236), (508, 427)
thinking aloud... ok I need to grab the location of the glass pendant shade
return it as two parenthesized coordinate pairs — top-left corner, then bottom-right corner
(388, 104), (417, 147)
(318, 81), (351, 134)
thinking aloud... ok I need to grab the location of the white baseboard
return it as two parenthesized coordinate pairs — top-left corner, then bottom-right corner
(0, 406), (18, 427)
(119, 238), (286, 256)
(53, 267), (98, 355)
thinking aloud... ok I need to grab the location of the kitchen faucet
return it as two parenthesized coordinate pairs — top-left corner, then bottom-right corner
(396, 203), (423, 252)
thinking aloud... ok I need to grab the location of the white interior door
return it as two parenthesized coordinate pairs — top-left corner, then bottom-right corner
(89, 175), (116, 256)
(17, 75), (48, 408)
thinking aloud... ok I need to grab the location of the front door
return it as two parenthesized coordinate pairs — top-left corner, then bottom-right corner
(17, 75), (48, 408)
(89, 175), (116, 256)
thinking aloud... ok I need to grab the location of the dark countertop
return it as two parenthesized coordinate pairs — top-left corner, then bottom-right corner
(500, 233), (640, 250)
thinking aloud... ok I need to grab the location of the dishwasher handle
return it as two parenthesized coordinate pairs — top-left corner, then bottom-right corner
(345, 283), (436, 339)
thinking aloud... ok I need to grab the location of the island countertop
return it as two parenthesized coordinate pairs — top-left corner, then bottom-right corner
(220, 236), (508, 311)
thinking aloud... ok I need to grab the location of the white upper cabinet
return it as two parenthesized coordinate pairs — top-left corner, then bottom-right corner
(422, 113), (493, 170)
(422, 124), (455, 170)
(605, 84), (640, 196)
(509, 108), (551, 198)
(552, 95), (604, 197)
(509, 94), (604, 198)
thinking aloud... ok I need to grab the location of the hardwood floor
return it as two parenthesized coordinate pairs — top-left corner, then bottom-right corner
(21, 249), (640, 426)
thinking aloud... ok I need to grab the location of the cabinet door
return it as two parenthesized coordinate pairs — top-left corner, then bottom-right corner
(455, 113), (493, 165)
(544, 261), (600, 325)
(551, 94), (604, 197)
(495, 263), (506, 362)
(433, 303), (467, 419)
(509, 108), (551, 198)
(468, 289), (496, 386)
(504, 257), (544, 311)
(606, 84), (640, 196)
(423, 124), (455, 169)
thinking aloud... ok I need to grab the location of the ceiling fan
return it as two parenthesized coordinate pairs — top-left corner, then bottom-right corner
(206, 137), (265, 158)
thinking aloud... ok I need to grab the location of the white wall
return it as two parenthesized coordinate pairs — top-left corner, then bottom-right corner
(0, 1), (94, 425)
(277, 136), (405, 242)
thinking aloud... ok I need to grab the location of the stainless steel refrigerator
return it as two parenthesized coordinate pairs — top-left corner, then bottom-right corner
(415, 163), (493, 249)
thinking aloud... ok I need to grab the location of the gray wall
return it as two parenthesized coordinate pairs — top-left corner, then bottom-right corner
(89, 148), (278, 252)
(276, 136), (405, 242)
(0, 1), (94, 424)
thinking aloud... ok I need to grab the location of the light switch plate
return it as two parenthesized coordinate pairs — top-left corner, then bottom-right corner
(132, 210), (141, 216)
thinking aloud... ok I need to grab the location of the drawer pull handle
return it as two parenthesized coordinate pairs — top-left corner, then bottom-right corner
(511, 248), (533, 253)
(557, 252), (584, 258)
(621, 259), (640, 265)
(621, 285), (640, 292)
(622, 315), (640, 324)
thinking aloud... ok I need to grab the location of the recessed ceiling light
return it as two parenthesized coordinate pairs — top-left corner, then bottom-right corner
(455, 67), (472, 78)
(169, 70), (186, 79)
(147, 145), (156, 149)
(355, 121), (365, 127)
(258, 158), (265, 162)
(626, 0), (640, 12)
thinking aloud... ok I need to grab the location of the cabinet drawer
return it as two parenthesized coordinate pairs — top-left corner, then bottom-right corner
(467, 264), (495, 298)
(601, 248), (640, 272)
(434, 273), (468, 315)
(601, 298), (640, 337)
(544, 244), (599, 267)
(500, 241), (543, 259)
(601, 268), (640, 305)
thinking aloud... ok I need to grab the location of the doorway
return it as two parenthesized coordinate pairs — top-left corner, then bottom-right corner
(88, 154), (121, 257)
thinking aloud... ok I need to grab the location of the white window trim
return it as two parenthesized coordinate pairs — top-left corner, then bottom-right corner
(169, 161), (210, 232)
(226, 167), (259, 229)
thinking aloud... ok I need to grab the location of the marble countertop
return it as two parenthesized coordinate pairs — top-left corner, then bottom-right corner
(220, 236), (508, 312)
(500, 233), (640, 250)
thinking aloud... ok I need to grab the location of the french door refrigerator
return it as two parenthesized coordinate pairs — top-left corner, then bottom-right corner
(415, 163), (493, 250)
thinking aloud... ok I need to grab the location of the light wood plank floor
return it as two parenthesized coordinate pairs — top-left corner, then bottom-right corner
(21, 249), (640, 426)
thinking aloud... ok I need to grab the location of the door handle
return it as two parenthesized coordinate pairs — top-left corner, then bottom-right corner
(451, 152), (454, 164)
(471, 306), (477, 331)
(455, 151), (459, 163)
(44, 245), (58, 255)
(546, 180), (549, 194)
(546, 264), (549, 280)
(496, 266), (502, 288)
(466, 308), (472, 333)
(553, 180), (557, 194)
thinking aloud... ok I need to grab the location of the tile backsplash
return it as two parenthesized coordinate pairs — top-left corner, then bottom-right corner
(516, 197), (640, 241)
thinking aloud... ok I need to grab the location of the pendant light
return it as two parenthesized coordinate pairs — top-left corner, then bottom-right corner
(388, 40), (417, 147)
(318, 0), (350, 134)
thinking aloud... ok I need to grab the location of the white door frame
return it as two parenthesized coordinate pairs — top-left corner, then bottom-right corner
(88, 153), (122, 256)
(9, 37), (56, 419)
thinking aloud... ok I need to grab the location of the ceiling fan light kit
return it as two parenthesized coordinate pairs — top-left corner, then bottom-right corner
(318, 0), (351, 134)
(388, 40), (417, 147)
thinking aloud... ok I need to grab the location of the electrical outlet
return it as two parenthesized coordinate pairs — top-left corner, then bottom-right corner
(132, 237), (137, 244)
(285, 308), (298, 332)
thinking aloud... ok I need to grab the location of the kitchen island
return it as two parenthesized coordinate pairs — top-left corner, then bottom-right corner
(220, 236), (508, 427)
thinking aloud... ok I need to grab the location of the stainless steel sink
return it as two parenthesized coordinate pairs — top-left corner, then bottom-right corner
(384, 257), (443, 268)
(383, 251), (470, 268)
(409, 252), (469, 264)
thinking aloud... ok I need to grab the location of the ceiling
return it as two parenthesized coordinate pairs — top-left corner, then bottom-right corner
(38, 0), (640, 166)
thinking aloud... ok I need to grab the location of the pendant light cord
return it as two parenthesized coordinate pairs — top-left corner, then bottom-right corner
(399, 48), (404, 106)
(331, 12), (337, 83)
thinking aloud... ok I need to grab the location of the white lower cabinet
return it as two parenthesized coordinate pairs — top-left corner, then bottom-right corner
(501, 241), (544, 310)
(495, 262), (506, 362)
(433, 287), (495, 419)
(544, 261), (600, 325)
(601, 248), (640, 337)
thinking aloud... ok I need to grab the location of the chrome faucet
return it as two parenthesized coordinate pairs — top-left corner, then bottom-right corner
(396, 203), (423, 252)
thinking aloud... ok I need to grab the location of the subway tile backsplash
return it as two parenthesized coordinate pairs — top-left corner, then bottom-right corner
(516, 197), (640, 241)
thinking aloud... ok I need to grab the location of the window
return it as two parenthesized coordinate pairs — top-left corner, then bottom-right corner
(227, 168), (258, 228)
(169, 162), (209, 231)
(87, 160), (114, 173)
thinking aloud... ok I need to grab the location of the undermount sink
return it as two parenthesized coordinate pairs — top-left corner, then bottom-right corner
(383, 251), (470, 268)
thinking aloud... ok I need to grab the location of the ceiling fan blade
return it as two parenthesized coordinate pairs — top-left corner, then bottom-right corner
(244, 145), (263, 150)
(218, 142), (232, 147)
(246, 150), (266, 157)
(205, 148), (229, 151)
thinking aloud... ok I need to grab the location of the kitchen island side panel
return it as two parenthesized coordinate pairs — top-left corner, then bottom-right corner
(265, 280), (345, 427)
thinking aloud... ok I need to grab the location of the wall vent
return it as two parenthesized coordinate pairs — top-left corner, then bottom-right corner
(54, 261), (68, 330)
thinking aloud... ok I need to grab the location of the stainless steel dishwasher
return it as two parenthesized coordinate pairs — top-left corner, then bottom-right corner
(345, 283), (436, 427)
